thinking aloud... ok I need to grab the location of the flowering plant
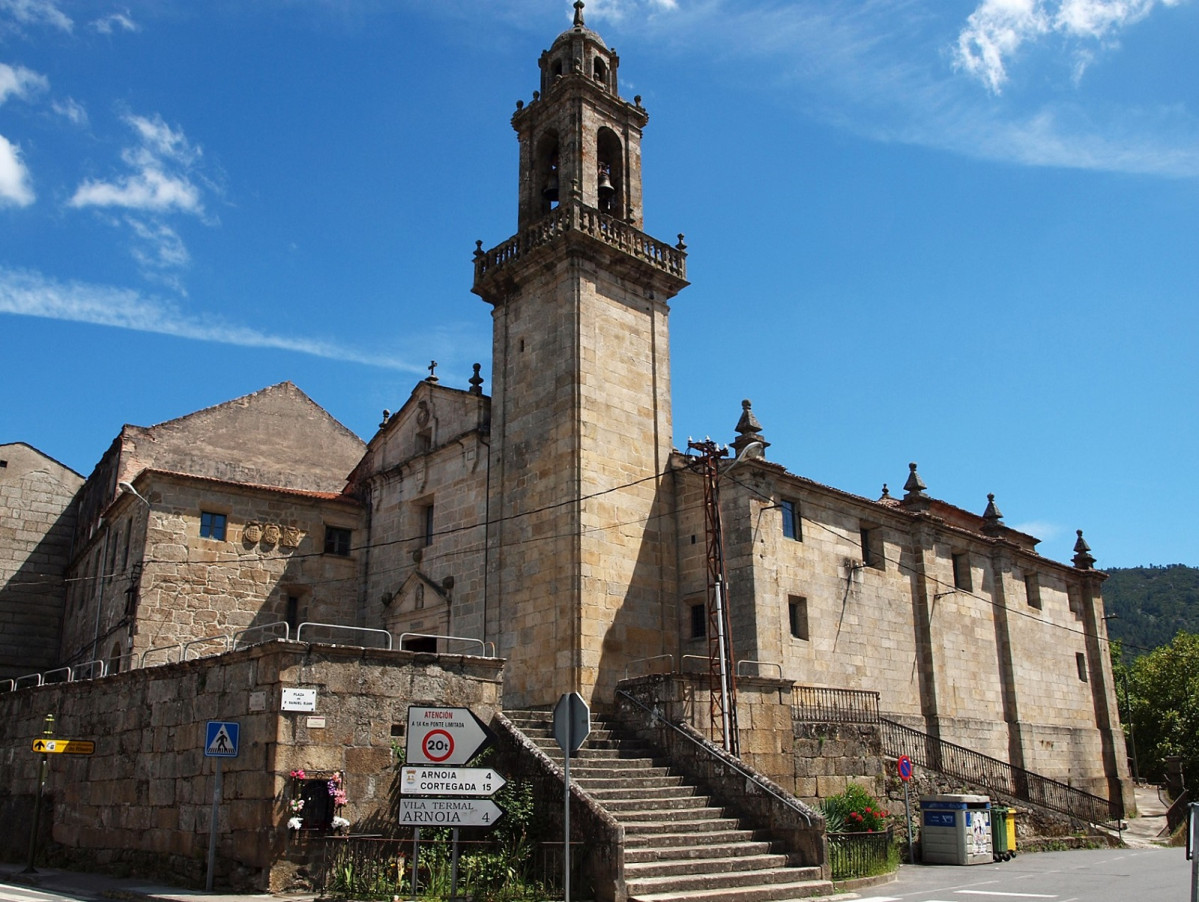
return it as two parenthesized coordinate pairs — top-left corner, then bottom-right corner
(821, 782), (890, 833)
(289, 769), (307, 780)
(287, 817), (303, 831)
(328, 773), (347, 808)
(331, 815), (350, 832)
(288, 798), (305, 815)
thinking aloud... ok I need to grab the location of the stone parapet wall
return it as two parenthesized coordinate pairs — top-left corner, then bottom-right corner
(0, 643), (503, 890)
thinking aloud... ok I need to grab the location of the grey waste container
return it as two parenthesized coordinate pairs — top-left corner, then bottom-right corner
(920, 794), (992, 865)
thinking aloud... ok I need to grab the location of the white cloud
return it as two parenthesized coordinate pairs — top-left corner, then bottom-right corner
(0, 134), (34, 206)
(954, 0), (1184, 93)
(0, 0), (71, 32)
(954, 0), (1051, 94)
(52, 96), (87, 125)
(0, 62), (48, 104)
(69, 113), (205, 215)
(0, 266), (424, 371)
(91, 10), (138, 34)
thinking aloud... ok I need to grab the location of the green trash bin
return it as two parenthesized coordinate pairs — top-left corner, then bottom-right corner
(992, 807), (1011, 861)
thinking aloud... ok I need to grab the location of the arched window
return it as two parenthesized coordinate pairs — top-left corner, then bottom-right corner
(596, 127), (623, 216)
(593, 57), (607, 86)
(108, 641), (123, 675)
(536, 133), (561, 214)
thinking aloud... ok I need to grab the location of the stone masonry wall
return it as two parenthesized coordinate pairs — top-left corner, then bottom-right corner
(0, 444), (83, 680)
(0, 642), (503, 890)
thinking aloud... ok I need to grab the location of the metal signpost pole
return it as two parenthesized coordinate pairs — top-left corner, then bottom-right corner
(23, 714), (54, 874)
(206, 758), (222, 891)
(1189, 802), (1198, 902)
(564, 721), (571, 902)
(450, 826), (461, 899)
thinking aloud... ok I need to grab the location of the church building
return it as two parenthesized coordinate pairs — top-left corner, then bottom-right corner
(2, 0), (1130, 847)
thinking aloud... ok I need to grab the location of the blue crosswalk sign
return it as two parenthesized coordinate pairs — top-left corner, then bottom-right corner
(205, 721), (239, 758)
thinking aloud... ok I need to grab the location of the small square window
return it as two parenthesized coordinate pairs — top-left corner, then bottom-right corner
(422, 504), (435, 547)
(1024, 573), (1042, 609)
(860, 525), (884, 570)
(689, 603), (706, 640)
(200, 511), (227, 541)
(952, 552), (972, 591)
(788, 595), (809, 641)
(781, 499), (802, 542)
(1076, 652), (1088, 682)
(324, 526), (352, 556)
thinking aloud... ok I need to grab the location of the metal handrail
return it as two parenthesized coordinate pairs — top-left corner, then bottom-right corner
(182, 635), (230, 661)
(737, 659), (782, 678)
(107, 652), (137, 675)
(625, 654), (673, 679)
(793, 685), (881, 724)
(879, 716), (1120, 826)
(397, 632), (493, 657)
(0, 679), (13, 693)
(71, 661), (105, 681)
(680, 654), (708, 673)
(232, 621), (290, 648)
(14, 673), (44, 689)
(42, 667), (74, 684)
(140, 643), (183, 668)
(297, 622), (393, 650)
(615, 688), (815, 825)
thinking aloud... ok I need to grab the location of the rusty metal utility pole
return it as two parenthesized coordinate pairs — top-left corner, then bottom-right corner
(688, 439), (739, 756)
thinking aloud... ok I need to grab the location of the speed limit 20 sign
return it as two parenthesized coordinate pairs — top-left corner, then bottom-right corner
(405, 706), (495, 766)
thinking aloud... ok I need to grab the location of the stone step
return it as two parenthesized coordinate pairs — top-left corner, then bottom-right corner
(585, 785), (700, 803)
(624, 840), (775, 864)
(624, 825), (754, 845)
(610, 805), (729, 823)
(625, 852), (790, 879)
(600, 794), (714, 813)
(574, 774), (686, 791)
(627, 875), (833, 902)
(625, 866), (827, 897)
(623, 815), (743, 839)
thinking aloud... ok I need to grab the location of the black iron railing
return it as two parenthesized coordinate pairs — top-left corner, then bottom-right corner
(880, 718), (1122, 826)
(792, 685), (880, 724)
(826, 828), (897, 880)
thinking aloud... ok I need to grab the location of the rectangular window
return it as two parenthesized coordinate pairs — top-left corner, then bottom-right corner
(1076, 652), (1088, 682)
(860, 525), (884, 570)
(788, 595), (809, 641)
(781, 499), (802, 541)
(422, 504), (435, 546)
(324, 526), (352, 556)
(286, 595), (300, 632)
(952, 552), (972, 591)
(1024, 573), (1042, 609)
(200, 511), (227, 541)
(689, 603), (706, 640)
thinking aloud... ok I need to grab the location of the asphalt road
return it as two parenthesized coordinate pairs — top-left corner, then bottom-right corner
(855, 847), (1192, 902)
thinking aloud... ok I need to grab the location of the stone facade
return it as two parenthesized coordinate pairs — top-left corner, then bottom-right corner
(0, 444), (83, 680)
(57, 383), (366, 671)
(0, 642), (502, 890)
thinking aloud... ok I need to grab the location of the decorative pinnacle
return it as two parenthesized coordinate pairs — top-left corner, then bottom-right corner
(982, 493), (1004, 536)
(903, 462), (928, 500)
(574, 1), (585, 26)
(1073, 529), (1096, 570)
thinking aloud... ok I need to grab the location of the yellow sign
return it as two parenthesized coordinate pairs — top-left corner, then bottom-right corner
(31, 739), (95, 755)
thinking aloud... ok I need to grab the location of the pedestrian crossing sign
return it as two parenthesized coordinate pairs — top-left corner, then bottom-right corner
(205, 721), (240, 758)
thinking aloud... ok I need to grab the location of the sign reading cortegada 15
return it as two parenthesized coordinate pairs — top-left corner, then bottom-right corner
(405, 706), (495, 766)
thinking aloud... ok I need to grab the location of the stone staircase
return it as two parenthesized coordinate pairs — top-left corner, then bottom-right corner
(505, 710), (832, 902)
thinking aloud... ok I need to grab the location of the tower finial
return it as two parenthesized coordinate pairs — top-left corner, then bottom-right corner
(574, 1), (585, 26)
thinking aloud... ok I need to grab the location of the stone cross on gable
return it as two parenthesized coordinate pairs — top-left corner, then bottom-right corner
(427, 360), (439, 382)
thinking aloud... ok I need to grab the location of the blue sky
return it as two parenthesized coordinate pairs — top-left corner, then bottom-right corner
(1, 0), (1195, 569)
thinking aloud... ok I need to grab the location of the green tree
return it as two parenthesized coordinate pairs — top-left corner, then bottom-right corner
(1125, 630), (1199, 789)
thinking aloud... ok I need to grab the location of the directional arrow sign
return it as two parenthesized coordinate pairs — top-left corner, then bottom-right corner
(405, 706), (495, 766)
(31, 739), (95, 755)
(401, 766), (507, 797)
(399, 797), (504, 828)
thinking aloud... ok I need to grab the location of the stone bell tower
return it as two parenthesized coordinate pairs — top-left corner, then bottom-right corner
(472, 2), (689, 708)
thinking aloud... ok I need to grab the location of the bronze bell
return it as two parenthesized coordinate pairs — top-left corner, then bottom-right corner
(597, 165), (614, 200)
(543, 169), (559, 202)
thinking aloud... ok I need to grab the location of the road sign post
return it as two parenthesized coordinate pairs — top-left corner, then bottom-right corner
(204, 721), (240, 891)
(401, 707), (504, 900)
(23, 714), (54, 875)
(897, 755), (915, 863)
(554, 692), (591, 902)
